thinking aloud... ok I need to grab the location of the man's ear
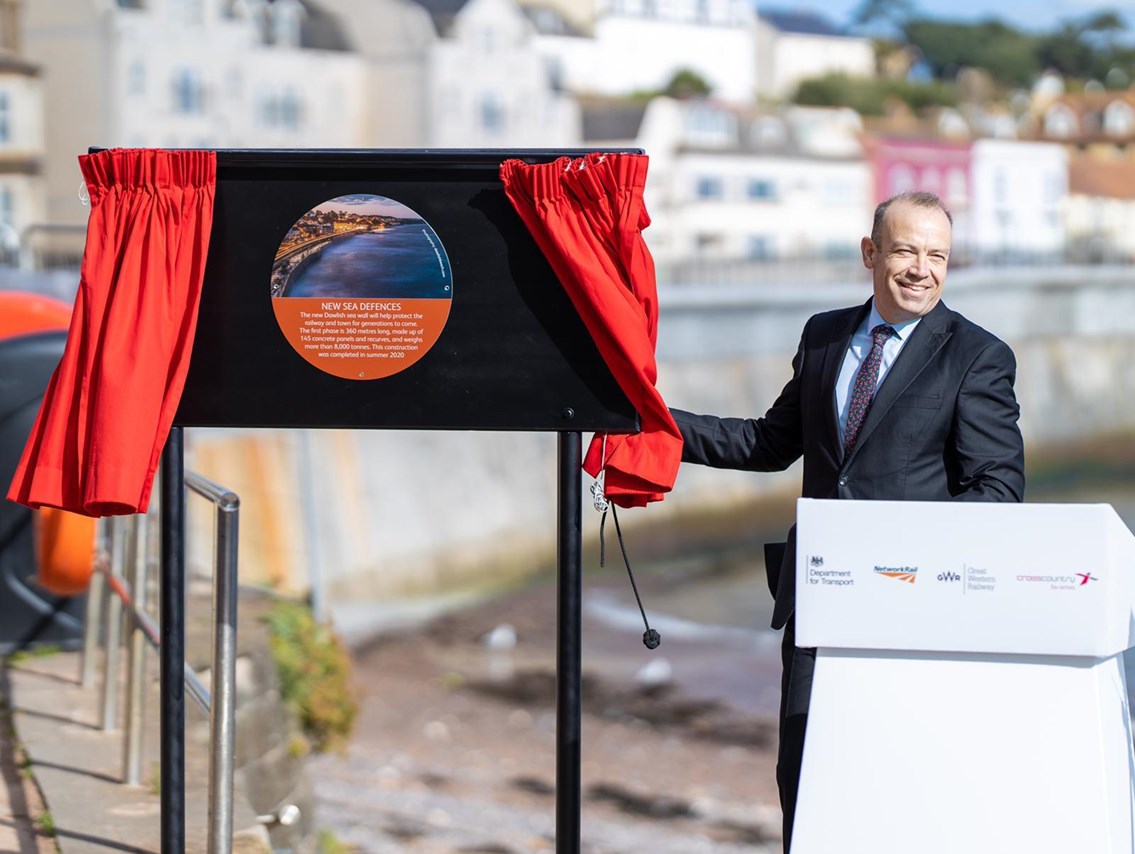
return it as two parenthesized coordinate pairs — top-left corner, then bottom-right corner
(861, 236), (876, 270)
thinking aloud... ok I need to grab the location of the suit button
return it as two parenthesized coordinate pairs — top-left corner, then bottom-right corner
(838, 475), (848, 486)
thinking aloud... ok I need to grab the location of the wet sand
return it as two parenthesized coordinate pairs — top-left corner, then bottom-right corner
(310, 567), (786, 853)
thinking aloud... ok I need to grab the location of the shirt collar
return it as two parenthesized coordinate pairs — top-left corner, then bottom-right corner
(867, 300), (921, 342)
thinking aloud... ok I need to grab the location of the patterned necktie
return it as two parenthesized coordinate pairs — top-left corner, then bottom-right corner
(844, 324), (895, 454)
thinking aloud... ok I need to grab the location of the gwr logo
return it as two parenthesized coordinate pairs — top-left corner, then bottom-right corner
(938, 571), (961, 583)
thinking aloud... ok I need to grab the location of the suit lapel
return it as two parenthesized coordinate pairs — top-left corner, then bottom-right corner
(820, 302), (869, 452)
(845, 302), (952, 461)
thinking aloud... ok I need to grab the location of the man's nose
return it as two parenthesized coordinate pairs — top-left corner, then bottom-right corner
(910, 253), (931, 277)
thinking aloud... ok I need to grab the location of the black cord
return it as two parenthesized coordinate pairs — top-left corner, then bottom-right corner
(600, 505), (660, 650)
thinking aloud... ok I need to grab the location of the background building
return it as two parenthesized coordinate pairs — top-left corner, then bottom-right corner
(755, 9), (874, 101)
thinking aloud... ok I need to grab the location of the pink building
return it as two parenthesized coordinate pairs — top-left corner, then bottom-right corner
(866, 136), (974, 255)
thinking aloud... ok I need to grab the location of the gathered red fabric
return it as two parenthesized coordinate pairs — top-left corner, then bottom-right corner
(499, 153), (681, 508)
(7, 149), (216, 516)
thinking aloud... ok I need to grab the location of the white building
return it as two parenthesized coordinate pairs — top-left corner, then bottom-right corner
(532, 0), (757, 104)
(0, 0), (46, 264)
(1065, 156), (1135, 263)
(755, 9), (874, 101)
(25, 0), (367, 232)
(414, 0), (580, 147)
(970, 139), (1067, 261)
(584, 97), (871, 271)
(25, 0), (579, 239)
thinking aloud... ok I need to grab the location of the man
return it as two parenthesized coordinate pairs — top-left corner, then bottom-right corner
(669, 191), (1024, 851)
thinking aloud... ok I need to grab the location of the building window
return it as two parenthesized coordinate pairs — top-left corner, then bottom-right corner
(169, 0), (204, 26)
(480, 93), (505, 133)
(946, 168), (967, 206)
(685, 105), (734, 145)
(888, 164), (916, 195)
(280, 88), (302, 130)
(0, 92), (10, 144)
(172, 68), (205, 114)
(272, 0), (304, 47)
(128, 59), (146, 97)
(1043, 104), (1078, 138)
(1103, 100), (1135, 137)
(993, 168), (1008, 205)
(747, 178), (776, 201)
(921, 166), (942, 196)
(257, 87), (304, 130)
(696, 176), (723, 199)
(747, 235), (774, 259)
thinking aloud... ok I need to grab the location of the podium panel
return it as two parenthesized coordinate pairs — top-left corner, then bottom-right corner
(795, 500), (1135, 657)
(793, 650), (1134, 854)
(792, 499), (1135, 854)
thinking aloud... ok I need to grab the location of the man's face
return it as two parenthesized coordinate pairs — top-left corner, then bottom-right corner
(861, 201), (952, 324)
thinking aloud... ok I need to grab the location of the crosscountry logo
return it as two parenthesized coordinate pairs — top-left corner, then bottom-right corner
(1076, 573), (1098, 586)
(874, 566), (918, 584)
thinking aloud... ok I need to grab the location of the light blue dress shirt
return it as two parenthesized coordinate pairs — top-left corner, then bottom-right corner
(835, 301), (921, 445)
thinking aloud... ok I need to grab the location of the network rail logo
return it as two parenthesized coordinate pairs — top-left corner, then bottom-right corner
(874, 565), (918, 584)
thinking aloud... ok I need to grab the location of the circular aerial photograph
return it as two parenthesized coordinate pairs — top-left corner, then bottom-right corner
(271, 194), (454, 381)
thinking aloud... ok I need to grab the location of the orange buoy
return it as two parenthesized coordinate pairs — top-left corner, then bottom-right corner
(33, 507), (96, 596)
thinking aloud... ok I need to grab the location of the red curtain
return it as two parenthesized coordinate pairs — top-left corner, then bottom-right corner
(7, 149), (216, 516)
(499, 153), (681, 508)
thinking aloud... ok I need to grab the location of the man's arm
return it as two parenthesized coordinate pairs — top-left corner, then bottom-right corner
(670, 327), (808, 473)
(950, 339), (1025, 502)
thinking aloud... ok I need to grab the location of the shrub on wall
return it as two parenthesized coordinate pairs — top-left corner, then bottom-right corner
(264, 601), (358, 753)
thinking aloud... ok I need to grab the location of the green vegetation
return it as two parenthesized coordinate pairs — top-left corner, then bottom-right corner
(794, 73), (957, 115)
(663, 68), (713, 99)
(35, 810), (55, 838)
(263, 601), (358, 753)
(631, 67), (714, 100)
(318, 828), (357, 854)
(6, 644), (62, 665)
(835, 3), (1135, 95)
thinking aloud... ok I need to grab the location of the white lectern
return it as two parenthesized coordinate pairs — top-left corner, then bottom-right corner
(792, 499), (1135, 854)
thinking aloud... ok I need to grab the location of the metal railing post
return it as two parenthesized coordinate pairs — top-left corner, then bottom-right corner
(123, 514), (148, 785)
(81, 521), (110, 688)
(198, 473), (240, 854)
(80, 458), (240, 853)
(101, 518), (126, 731)
(81, 566), (106, 689)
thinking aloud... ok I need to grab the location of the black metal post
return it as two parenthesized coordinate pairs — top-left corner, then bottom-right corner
(556, 431), (583, 853)
(160, 428), (186, 853)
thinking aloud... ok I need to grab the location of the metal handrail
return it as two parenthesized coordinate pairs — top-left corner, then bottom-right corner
(81, 470), (240, 854)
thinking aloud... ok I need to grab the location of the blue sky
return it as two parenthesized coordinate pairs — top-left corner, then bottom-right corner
(787, 0), (1134, 36)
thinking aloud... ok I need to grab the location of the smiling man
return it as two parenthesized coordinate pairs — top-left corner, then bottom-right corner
(669, 191), (1025, 852)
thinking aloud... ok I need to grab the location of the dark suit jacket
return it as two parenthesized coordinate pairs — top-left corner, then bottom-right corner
(672, 299), (1025, 630)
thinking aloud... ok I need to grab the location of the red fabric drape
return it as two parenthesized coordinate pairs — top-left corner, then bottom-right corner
(7, 149), (216, 516)
(499, 153), (681, 508)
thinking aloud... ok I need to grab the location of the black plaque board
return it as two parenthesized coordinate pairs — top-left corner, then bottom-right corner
(172, 149), (640, 432)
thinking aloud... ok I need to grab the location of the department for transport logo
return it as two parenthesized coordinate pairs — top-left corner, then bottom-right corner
(874, 565), (917, 584)
(806, 556), (854, 587)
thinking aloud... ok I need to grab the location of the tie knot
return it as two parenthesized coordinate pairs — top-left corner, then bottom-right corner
(871, 324), (895, 345)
